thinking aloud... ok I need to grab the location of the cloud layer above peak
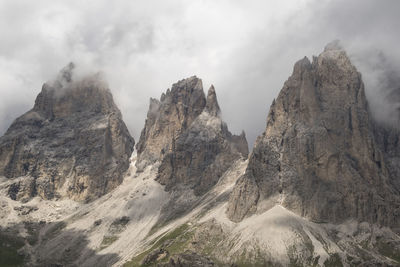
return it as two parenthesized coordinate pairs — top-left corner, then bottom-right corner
(0, 0), (399, 146)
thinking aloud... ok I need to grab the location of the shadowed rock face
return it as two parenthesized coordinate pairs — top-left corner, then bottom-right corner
(227, 43), (400, 229)
(0, 63), (135, 202)
(137, 77), (248, 195)
(374, 122), (400, 197)
(372, 68), (400, 191)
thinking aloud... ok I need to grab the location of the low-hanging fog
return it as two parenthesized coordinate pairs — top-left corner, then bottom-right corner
(0, 0), (399, 147)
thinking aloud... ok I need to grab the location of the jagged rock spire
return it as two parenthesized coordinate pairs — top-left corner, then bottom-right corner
(135, 76), (206, 171)
(227, 42), (400, 229)
(136, 76), (248, 201)
(205, 85), (220, 116)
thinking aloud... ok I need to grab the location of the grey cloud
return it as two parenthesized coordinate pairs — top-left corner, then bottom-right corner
(0, 0), (399, 148)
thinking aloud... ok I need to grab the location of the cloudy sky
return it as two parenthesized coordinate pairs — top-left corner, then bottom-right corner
(0, 0), (399, 147)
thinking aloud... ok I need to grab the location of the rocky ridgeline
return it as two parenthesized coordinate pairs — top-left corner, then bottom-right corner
(0, 63), (134, 202)
(137, 76), (248, 195)
(1, 44), (400, 267)
(227, 41), (400, 230)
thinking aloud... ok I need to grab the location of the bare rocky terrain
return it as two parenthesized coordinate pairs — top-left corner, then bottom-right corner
(0, 63), (134, 202)
(0, 43), (400, 267)
(227, 41), (400, 230)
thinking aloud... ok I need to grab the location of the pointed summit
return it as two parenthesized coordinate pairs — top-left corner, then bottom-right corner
(136, 76), (248, 200)
(317, 40), (355, 72)
(136, 76), (206, 171)
(205, 85), (220, 116)
(227, 43), (400, 229)
(0, 64), (134, 202)
(33, 64), (114, 119)
(171, 76), (203, 94)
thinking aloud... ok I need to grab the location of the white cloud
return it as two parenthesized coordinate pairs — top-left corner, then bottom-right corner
(0, 0), (399, 146)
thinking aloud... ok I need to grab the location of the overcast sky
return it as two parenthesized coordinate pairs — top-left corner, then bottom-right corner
(0, 0), (399, 147)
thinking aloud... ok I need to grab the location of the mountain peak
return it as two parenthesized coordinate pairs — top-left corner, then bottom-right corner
(317, 40), (355, 72)
(205, 85), (220, 116)
(33, 64), (114, 119)
(293, 56), (312, 76)
(0, 64), (134, 202)
(227, 44), (400, 229)
(171, 76), (203, 94)
(136, 76), (247, 200)
(136, 76), (207, 171)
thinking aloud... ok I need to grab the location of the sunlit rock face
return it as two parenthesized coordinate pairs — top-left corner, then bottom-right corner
(0, 63), (135, 202)
(137, 76), (248, 195)
(135, 76), (207, 172)
(227, 42), (400, 229)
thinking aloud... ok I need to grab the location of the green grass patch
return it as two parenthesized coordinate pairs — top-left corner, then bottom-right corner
(100, 235), (119, 250)
(42, 221), (66, 241)
(124, 223), (192, 267)
(376, 241), (400, 263)
(0, 232), (25, 267)
(323, 253), (343, 267)
(234, 249), (274, 267)
(195, 208), (209, 220)
(23, 222), (40, 246)
(146, 223), (165, 239)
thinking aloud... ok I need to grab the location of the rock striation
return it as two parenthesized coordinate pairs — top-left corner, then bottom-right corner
(227, 42), (400, 229)
(0, 63), (135, 202)
(374, 123), (400, 195)
(137, 76), (248, 195)
(136, 77), (206, 172)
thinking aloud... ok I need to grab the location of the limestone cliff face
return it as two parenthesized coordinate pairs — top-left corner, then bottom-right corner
(135, 76), (206, 171)
(157, 87), (248, 195)
(0, 63), (135, 202)
(137, 77), (248, 195)
(227, 43), (400, 229)
(374, 121), (400, 195)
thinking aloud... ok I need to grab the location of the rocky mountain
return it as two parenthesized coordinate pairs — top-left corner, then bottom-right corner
(1, 43), (400, 267)
(0, 63), (134, 202)
(135, 77), (206, 172)
(156, 84), (248, 195)
(227, 41), (400, 230)
(136, 77), (248, 224)
(137, 77), (248, 195)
